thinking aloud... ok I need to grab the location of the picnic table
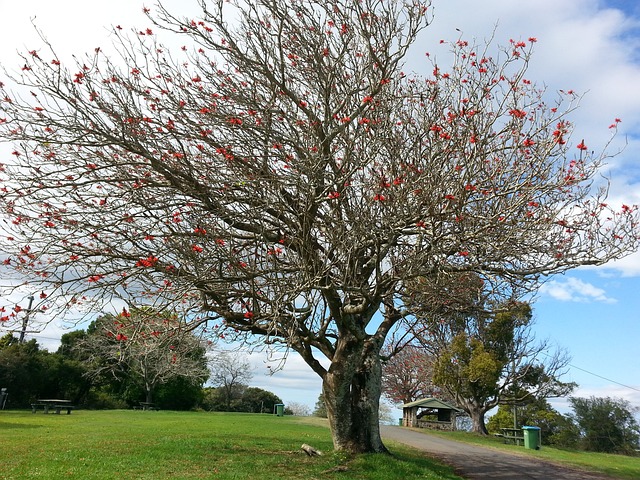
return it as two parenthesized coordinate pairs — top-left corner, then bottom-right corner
(138, 402), (159, 411)
(31, 399), (74, 414)
(498, 428), (524, 445)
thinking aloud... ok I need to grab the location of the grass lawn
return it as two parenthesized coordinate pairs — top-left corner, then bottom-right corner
(412, 428), (640, 480)
(0, 410), (461, 480)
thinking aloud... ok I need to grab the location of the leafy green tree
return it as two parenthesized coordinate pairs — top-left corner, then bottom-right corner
(0, 333), (90, 406)
(2, 0), (638, 453)
(569, 396), (640, 454)
(200, 385), (281, 412)
(238, 387), (283, 414)
(313, 394), (328, 418)
(154, 376), (204, 410)
(0, 335), (45, 406)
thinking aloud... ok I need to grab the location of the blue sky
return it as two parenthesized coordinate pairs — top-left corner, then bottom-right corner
(1, 0), (639, 415)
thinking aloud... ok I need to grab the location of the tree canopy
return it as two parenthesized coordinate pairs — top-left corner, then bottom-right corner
(570, 396), (640, 454)
(1, 0), (638, 453)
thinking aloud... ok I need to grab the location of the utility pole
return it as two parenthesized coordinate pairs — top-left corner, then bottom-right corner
(18, 295), (34, 343)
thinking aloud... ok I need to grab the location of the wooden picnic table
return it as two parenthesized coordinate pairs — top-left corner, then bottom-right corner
(138, 402), (159, 411)
(31, 399), (74, 414)
(499, 428), (524, 445)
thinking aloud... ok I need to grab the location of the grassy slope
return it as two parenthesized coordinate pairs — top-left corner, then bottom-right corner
(0, 410), (460, 480)
(412, 428), (640, 480)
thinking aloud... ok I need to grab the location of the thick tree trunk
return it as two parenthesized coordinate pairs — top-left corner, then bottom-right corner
(322, 335), (388, 453)
(469, 407), (489, 435)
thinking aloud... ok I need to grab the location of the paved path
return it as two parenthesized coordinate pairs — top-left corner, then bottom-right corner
(381, 426), (618, 479)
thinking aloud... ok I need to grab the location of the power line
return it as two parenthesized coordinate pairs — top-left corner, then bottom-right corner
(540, 350), (640, 394)
(567, 362), (640, 393)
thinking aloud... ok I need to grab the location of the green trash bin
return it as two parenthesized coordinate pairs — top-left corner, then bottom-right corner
(522, 426), (541, 450)
(275, 403), (285, 416)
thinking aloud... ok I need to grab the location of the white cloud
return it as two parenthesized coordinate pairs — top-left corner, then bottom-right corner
(540, 276), (617, 303)
(246, 351), (324, 408)
(550, 383), (640, 415)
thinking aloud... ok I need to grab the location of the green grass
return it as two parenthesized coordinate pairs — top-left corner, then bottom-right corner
(0, 410), (461, 480)
(410, 428), (640, 480)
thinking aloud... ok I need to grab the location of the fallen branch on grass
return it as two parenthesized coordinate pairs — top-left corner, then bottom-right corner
(301, 444), (323, 456)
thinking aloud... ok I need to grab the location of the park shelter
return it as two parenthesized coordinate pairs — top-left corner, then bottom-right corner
(401, 398), (463, 430)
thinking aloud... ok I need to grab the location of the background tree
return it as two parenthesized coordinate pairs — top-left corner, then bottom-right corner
(0, 333), (91, 407)
(1, 0), (638, 453)
(286, 401), (311, 417)
(313, 394), (328, 419)
(208, 350), (253, 411)
(381, 345), (440, 405)
(237, 387), (282, 414)
(410, 286), (575, 434)
(569, 396), (640, 454)
(77, 307), (210, 404)
(200, 385), (282, 412)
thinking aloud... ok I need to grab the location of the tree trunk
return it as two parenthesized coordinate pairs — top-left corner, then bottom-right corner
(468, 407), (489, 435)
(322, 335), (388, 453)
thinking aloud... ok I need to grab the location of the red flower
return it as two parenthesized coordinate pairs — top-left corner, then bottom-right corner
(458, 251), (469, 257)
(192, 244), (204, 253)
(115, 333), (128, 341)
(228, 117), (243, 125)
(327, 191), (340, 199)
(576, 141), (588, 151)
(244, 311), (254, 319)
(373, 194), (386, 201)
(509, 109), (527, 119)
(136, 255), (159, 267)
(523, 138), (535, 147)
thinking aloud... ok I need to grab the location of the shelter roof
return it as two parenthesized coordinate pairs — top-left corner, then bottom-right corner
(401, 397), (463, 412)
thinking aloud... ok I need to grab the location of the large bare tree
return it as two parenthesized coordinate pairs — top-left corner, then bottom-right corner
(0, 0), (638, 452)
(381, 345), (439, 405)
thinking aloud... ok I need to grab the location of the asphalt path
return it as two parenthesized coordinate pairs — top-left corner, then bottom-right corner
(380, 426), (619, 479)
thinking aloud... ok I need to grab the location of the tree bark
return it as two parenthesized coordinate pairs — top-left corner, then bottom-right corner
(145, 387), (153, 404)
(468, 407), (489, 435)
(322, 334), (388, 453)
